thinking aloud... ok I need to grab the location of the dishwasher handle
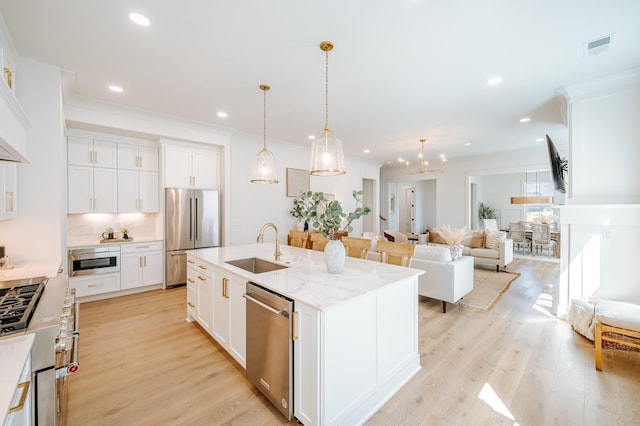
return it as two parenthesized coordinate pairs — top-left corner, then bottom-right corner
(243, 293), (289, 318)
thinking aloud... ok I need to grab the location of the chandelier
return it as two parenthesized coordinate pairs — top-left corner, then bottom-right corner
(407, 139), (446, 174)
(309, 41), (346, 176)
(250, 84), (278, 184)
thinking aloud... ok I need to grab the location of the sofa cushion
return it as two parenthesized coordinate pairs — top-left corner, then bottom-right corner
(484, 229), (506, 250)
(414, 244), (452, 262)
(469, 231), (485, 248)
(428, 229), (447, 245)
(470, 247), (500, 259)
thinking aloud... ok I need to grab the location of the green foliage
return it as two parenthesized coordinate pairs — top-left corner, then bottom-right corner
(478, 202), (497, 220)
(290, 190), (313, 221)
(306, 190), (372, 239)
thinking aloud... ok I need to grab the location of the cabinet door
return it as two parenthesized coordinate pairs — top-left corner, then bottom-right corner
(67, 136), (93, 166)
(294, 301), (320, 426)
(92, 139), (118, 168)
(192, 149), (218, 189)
(68, 166), (93, 213)
(196, 270), (213, 332)
(187, 266), (198, 321)
(70, 274), (120, 297)
(163, 146), (192, 188)
(93, 168), (118, 213)
(117, 143), (139, 171)
(117, 169), (139, 212)
(120, 252), (142, 290)
(138, 171), (159, 212)
(227, 275), (246, 368)
(0, 161), (17, 219)
(138, 145), (159, 172)
(211, 273), (230, 347)
(4, 352), (32, 426)
(141, 250), (163, 286)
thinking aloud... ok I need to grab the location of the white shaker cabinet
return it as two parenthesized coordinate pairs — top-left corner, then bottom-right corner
(120, 242), (164, 290)
(117, 143), (158, 172)
(69, 273), (120, 298)
(68, 166), (117, 213)
(186, 258), (198, 321)
(117, 169), (159, 212)
(3, 350), (32, 426)
(211, 270), (246, 368)
(191, 258), (213, 332)
(0, 161), (17, 219)
(163, 145), (218, 189)
(68, 136), (117, 168)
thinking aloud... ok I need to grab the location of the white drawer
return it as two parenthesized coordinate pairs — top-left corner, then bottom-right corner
(121, 241), (163, 253)
(70, 273), (120, 297)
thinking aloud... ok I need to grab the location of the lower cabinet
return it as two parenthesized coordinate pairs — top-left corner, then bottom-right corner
(4, 351), (32, 425)
(69, 273), (120, 298)
(120, 242), (163, 290)
(186, 255), (246, 368)
(293, 301), (319, 426)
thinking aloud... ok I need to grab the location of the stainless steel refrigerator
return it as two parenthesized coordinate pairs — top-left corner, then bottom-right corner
(165, 188), (219, 287)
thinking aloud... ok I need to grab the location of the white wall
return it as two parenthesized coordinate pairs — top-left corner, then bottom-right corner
(557, 68), (640, 313)
(228, 132), (381, 245)
(0, 58), (65, 263)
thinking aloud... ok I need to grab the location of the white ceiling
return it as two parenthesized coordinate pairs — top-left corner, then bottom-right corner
(1, 0), (639, 166)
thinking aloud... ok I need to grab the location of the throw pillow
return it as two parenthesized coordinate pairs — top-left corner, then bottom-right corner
(469, 231), (485, 248)
(484, 229), (506, 250)
(429, 229), (447, 245)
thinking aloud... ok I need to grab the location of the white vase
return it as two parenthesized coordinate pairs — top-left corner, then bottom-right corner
(295, 221), (304, 231)
(324, 239), (346, 274)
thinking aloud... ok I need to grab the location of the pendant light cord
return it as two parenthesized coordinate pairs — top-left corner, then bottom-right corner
(324, 47), (330, 132)
(263, 87), (267, 150)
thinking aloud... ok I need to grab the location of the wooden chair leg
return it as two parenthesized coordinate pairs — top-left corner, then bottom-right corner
(595, 322), (603, 371)
(442, 301), (447, 313)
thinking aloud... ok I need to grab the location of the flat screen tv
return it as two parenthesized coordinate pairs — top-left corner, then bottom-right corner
(546, 134), (567, 194)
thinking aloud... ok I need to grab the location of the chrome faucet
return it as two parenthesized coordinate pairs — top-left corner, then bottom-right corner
(257, 223), (282, 261)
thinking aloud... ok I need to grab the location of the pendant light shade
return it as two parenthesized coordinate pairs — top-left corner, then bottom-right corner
(309, 41), (346, 176)
(251, 84), (278, 184)
(510, 171), (553, 204)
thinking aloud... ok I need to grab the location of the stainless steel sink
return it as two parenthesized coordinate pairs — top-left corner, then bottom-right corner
(225, 257), (288, 274)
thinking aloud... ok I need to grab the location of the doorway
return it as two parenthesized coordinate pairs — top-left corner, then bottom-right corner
(362, 178), (375, 233)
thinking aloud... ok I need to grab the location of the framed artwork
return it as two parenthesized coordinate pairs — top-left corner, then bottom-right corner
(286, 168), (310, 197)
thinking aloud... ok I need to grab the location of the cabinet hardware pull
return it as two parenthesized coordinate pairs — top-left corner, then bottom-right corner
(292, 311), (298, 341)
(222, 277), (229, 298)
(94, 151), (98, 164)
(187, 278), (195, 283)
(198, 275), (206, 281)
(8, 381), (30, 414)
(139, 256), (143, 267)
(144, 256), (147, 267)
(198, 265), (207, 270)
(187, 259), (195, 264)
(187, 302), (195, 308)
(88, 283), (103, 288)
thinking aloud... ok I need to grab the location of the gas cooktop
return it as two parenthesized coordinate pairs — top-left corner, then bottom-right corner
(0, 276), (47, 336)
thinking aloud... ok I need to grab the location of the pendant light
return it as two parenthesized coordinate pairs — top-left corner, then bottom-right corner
(309, 41), (346, 176)
(510, 171), (553, 204)
(250, 84), (278, 184)
(407, 139), (447, 174)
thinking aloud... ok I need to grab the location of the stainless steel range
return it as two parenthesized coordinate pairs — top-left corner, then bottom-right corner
(0, 275), (80, 426)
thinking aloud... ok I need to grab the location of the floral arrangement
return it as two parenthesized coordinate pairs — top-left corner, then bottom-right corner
(307, 190), (372, 239)
(439, 224), (466, 245)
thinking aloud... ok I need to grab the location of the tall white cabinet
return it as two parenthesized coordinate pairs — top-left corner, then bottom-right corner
(163, 145), (219, 189)
(117, 142), (159, 212)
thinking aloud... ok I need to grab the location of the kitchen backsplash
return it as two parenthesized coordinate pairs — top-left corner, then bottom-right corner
(67, 213), (161, 243)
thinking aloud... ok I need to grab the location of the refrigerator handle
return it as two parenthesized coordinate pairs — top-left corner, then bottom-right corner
(189, 197), (194, 241)
(195, 197), (199, 240)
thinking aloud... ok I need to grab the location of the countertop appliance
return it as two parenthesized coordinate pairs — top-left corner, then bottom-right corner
(244, 282), (294, 420)
(1, 275), (80, 425)
(68, 245), (120, 276)
(165, 188), (219, 287)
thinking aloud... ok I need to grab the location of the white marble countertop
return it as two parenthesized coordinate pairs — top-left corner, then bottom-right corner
(67, 237), (162, 249)
(0, 258), (62, 281)
(190, 244), (424, 311)
(0, 333), (34, 422)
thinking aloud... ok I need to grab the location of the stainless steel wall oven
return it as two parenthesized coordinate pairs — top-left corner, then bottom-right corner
(68, 246), (120, 276)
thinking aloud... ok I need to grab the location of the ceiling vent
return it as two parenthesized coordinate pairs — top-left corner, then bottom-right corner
(584, 34), (614, 56)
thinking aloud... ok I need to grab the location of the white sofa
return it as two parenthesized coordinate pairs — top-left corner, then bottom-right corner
(366, 243), (474, 313)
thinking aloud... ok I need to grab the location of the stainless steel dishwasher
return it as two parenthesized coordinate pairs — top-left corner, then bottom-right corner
(244, 282), (294, 420)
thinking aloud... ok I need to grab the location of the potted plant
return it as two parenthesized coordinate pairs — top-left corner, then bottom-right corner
(290, 191), (313, 231)
(478, 202), (497, 220)
(306, 190), (371, 274)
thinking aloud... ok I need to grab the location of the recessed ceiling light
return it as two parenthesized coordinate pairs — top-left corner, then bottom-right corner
(217, 112), (227, 118)
(129, 12), (150, 27)
(487, 77), (503, 86)
(398, 157), (404, 163)
(308, 135), (316, 140)
(363, 149), (370, 153)
(519, 117), (531, 123)
(108, 85), (123, 93)
(464, 142), (471, 146)
(536, 138), (544, 142)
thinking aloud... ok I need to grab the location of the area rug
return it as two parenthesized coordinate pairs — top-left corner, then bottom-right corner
(457, 269), (520, 311)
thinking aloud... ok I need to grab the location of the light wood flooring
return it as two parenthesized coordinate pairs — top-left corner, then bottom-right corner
(66, 259), (640, 425)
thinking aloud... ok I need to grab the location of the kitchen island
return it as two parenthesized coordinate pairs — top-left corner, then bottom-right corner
(188, 243), (423, 426)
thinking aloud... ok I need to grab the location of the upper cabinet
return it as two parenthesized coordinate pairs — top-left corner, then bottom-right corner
(163, 145), (219, 189)
(0, 47), (31, 162)
(68, 137), (117, 168)
(0, 161), (17, 220)
(67, 132), (160, 213)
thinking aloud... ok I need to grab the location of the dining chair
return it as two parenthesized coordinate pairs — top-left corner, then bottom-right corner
(531, 223), (556, 257)
(341, 236), (371, 259)
(375, 241), (416, 267)
(482, 219), (498, 231)
(288, 230), (309, 248)
(509, 222), (531, 254)
(309, 232), (328, 252)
